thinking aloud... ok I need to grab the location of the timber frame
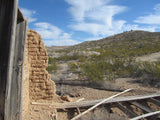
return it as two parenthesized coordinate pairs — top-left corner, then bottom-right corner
(0, 0), (27, 120)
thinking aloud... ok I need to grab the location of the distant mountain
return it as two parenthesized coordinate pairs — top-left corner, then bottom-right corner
(65, 30), (160, 51)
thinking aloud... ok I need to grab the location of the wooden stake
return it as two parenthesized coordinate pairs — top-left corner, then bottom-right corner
(71, 89), (132, 120)
(75, 98), (85, 114)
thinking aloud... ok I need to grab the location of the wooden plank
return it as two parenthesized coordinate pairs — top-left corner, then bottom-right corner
(130, 111), (160, 120)
(55, 93), (160, 109)
(8, 20), (28, 120)
(117, 102), (137, 118)
(149, 98), (160, 106)
(71, 89), (132, 120)
(31, 93), (160, 109)
(131, 102), (153, 113)
(5, 11), (27, 120)
(0, 0), (18, 119)
(122, 102), (138, 116)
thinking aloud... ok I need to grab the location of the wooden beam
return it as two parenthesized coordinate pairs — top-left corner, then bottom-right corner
(123, 102), (138, 116)
(130, 102), (153, 113)
(0, 0), (18, 119)
(149, 98), (160, 106)
(130, 111), (160, 120)
(117, 102), (137, 118)
(31, 93), (160, 109)
(71, 89), (132, 120)
(55, 93), (160, 109)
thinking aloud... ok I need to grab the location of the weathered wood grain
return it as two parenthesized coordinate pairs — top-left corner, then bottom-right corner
(0, 0), (18, 119)
(54, 92), (160, 109)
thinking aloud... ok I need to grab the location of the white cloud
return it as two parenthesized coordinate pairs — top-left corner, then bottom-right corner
(21, 8), (37, 23)
(34, 22), (80, 46)
(44, 39), (80, 46)
(70, 22), (104, 36)
(65, 0), (127, 36)
(122, 24), (157, 32)
(65, 0), (111, 22)
(134, 15), (160, 25)
(34, 22), (62, 39)
(66, 0), (160, 38)
(154, 3), (160, 12)
(134, 3), (160, 25)
(70, 20), (126, 36)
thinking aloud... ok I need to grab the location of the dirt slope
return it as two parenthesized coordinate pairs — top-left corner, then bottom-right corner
(136, 51), (160, 62)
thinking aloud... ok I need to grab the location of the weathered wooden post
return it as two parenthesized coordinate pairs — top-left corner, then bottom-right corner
(0, 0), (27, 120)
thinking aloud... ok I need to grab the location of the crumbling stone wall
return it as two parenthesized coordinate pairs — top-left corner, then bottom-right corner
(27, 29), (56, 100)
(22, 29), (56, 118)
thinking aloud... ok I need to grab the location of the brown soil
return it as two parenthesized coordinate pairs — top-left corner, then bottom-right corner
(136, 51), (160, 62)
(57, 78), (159, 101)
(56, 78), (160, 120)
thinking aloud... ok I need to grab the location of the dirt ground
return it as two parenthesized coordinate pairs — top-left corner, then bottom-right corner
(57, 77), (159, 101)
(136, 51), (160, 62)
(55, 77), (160, 120)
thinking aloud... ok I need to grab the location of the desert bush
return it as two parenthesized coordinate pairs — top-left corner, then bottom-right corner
(56, 52), (82, 61)
(47, 57), (58, 73)
(48, 57), (57, 64)
(68, 62), (79, 72)
(138, 61), (160, 80)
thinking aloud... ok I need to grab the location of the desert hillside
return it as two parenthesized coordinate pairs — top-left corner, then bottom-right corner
(45, 30), (160, 119)
(46, 30), (160, 89)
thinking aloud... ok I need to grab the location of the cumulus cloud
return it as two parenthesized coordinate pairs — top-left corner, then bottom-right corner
(65, 0), (127, 36)
(44, 39), (80, 46)
(65, 0), (111, 22)
(134, 3), (160, 25)
(34, 22), (80, 46)
(65, 0), (160, 38)
(21, 8), (37, 23)
(34, 22), (62, 39)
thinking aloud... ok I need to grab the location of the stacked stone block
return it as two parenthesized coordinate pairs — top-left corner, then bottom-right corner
(26, 29), (56, 101)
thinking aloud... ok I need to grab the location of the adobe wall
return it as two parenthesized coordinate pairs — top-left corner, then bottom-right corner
(22, 29), (56, 118)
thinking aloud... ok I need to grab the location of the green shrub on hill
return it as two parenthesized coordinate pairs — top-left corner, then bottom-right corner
(68, 62), (79, 72)
(47, 57), (58, 73)
(56, 52), (81, 61)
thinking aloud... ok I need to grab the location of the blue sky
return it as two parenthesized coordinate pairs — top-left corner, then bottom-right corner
(19, 0), (160, 46)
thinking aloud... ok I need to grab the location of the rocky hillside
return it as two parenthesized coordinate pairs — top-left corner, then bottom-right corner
(46, 30), (160, 90)
(62, 30), (160, 51)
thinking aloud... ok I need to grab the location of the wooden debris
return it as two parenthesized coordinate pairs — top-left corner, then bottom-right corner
(131, 102), (153, 113)
(130, 111), (160, 120)
(75, 98), (85, 114)
(117, 102), (137, 118)
(148, 98), (160, 106)
(71, 89), (132, 120)
(56, 92), (160, 109)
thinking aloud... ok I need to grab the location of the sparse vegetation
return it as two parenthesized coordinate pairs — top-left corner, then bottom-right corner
(55, 52), (81, 61)
(47, 57), (58, 73)
(47, 31), (160, 87)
